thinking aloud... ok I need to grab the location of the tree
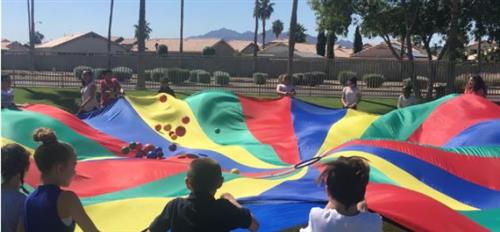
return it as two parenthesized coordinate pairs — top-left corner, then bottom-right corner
(107, 0), (114, 68)
(27, 0), (35, 69)
(256, 0), (275, 48)
(157, 44), (168, 57)
(253, 0), (259, 57)
(180, 0), (184, 54)
(309, 0), (354, 60)
(326, 32), (336, 58)
(134, 20), (152, 40)
(33, 31), (44, 44)
(272, 19), (284, 39)
(136, 0), (146, 90)
(202, 47), (216, 56)
(288, 0), (298, 75)
(316, 31), (326, 56)
(353, 26), (363, 53)
(291, 23), (307, 43)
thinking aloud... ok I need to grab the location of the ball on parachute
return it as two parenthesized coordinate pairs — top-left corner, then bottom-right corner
(155, 124), (162, 132)
(214, 128), (221, 134)
(230, 168), (240, 175)
(135, 142), (143, 151)
(168, 143), (177, 152)
(135, 150), (144, 158)
(175, 126), (186, 137)
(129, 142), (137, 150)
(164, 124), (172, 131)
(159, 94), (168, 103)
(143, 144), (155, 153)
(182, 116), (190, 124)
(146, 151), (156, 159)
(121, 146), (130, 155)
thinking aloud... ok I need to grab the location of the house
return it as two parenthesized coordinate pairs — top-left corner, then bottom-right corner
(36, 31), (128, 55)
(351, 41), (429, 60)
(128, 38), (236, 56)
(1, 39), (28, 52)
(259, 41), (352, 58)
(466, 41), (498, 60)
(227, 40), (259, 55)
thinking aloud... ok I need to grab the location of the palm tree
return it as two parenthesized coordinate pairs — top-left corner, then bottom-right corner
(136, 0), (146, 89)
(107, 0), (114, 68)
(272, 19), (283, 39)
(180, 0), (184, 54)
(253, 0), (259, 57)
(257, 0), (274, 48)
(27, 0), (35, 69)
(288, 0), (298, 76)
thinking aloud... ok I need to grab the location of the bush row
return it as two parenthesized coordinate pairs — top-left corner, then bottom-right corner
(73, 66), (133, 82)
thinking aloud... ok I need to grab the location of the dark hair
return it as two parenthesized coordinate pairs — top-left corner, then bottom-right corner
(348, 77), (357, 87)
(187, 158), (222, 193)
(32, 128), (74, 174)
(102, 69), (113, 76)
(1, 143), (30, 183)
(468, 75), (487, 94)
(403, 85), (412, 92)
(318, 156), (370, 208)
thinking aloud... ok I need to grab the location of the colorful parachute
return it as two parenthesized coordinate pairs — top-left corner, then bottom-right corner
(2, 91), (499, 231)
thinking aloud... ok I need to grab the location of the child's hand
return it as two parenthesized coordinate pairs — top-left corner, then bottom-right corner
(357, 200), (368, 212)
(220, 193), (235, 201)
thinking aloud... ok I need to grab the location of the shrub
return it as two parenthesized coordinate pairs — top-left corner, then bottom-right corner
(362, 74), (385, 88)
(337, 71), (356, 86)
(197, 71), (211, 84)
(189, 69), (205, 82)
(253, 72), (268, 85)
(292, 73), (305, 85)
(73, 65), (92, 80)
(403, 76), (429, 89)
(93, 68), (107, 80)
(203, 47), (216, 56)
(303, 71), (326, 86)
(157, 44), (168, 57)
(111, 66), (133, 82)
(168, 68), (190, 84)
(150, 68), (169, 82)
(214, 71), (230, 85)
(145, 69), (152, 81)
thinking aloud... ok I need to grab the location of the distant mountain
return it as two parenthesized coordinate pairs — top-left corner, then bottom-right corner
(190, 28), (354, 48)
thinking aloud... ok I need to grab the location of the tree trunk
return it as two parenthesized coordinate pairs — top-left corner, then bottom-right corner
(382, 35), (401, 60)
(262, 19), (266, 49)
(253, 0), (259, 57)
(445, 0), (459, 94)
(288, 0), (298, 76)
(107, 0), (114, 69)
(180, 0), (184, 54)
(28, 0), (35, 70)
(423, 36), (436, 99)
(477, 36), (482, 74)
(136, 0), (146, 90)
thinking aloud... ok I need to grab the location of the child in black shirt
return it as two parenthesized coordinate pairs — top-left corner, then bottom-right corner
(148, 158), (259, 232)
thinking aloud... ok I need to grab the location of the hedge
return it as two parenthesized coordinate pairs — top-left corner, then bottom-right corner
(93, 68), (107, 80)
(214, 71), (230, 85)
(150, 68), (169, 82)
(363, 74), (385, 88)
(189, 69), (206, 82)
(168, 68), (190, 84)
(337, 71), (357, 86)
(252, 72), (268, 85)
(403, 76), (429, 89)
(197, 71), (211, 84)
(111, 66), (133, 82)
(73, 65), (92, 80)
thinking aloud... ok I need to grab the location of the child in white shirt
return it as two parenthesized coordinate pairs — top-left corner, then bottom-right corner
(301, 156), (382, 232)
(276, 74), (296, 96)
(341, 77), (361, 109)
(397, 85), (418, 108)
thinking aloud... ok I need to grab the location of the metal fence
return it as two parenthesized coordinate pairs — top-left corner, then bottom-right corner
(2, 52), (500, 100)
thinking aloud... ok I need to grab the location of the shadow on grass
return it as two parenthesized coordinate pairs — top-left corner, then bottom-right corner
(20, 87), (80, 112)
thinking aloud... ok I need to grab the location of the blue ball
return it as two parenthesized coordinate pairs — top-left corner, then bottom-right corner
(155, 147), (163, 152)
(147, 151), (156, 159)
(157, 152), (164, 159)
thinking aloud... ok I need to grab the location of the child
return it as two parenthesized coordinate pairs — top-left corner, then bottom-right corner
(158, 78), (176, 97)
(25, 128), (99, 232)
(2, 75), (16, 108)
(464, 75), (487, 98)
(2, 143), (31, 232)
(100, 69), (124, 107)
(276, 74), (296, 96)
(397, 85), (418, 108)
(147, 158), (259, 232)
(301, 156), (382, 232)
(341, 77), (361, 109)
(78, 70), (99, 114)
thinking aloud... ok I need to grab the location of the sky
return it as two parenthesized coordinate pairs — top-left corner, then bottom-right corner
(2, 0), (383, 44)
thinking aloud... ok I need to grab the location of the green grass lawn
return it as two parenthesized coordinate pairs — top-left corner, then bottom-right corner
(11, 87), (406, 232)
(14, 87), (397, 115)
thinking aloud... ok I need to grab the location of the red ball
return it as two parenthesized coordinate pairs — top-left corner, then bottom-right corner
(143, 144), (155, 152)
(181, 116), (190, 124)
(154, 124), (162, 131)
(175, 126), (186, 137)
(159, 95), (167, 103)
(135, 142), (143, 151)
(164, 124), (172, 131)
